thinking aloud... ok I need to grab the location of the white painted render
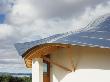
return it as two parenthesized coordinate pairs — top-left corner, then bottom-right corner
(32, 58), (43, 82)
(50, 46), (110, 82)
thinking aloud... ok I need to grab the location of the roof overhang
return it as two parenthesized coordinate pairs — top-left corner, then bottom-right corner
(23, 43), (72, 68)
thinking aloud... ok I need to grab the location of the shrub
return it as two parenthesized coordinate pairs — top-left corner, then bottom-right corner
(0, 75), (32, 82)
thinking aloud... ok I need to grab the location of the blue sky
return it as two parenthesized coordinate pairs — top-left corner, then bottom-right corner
(0, 0), (110, 73)
(0, 14), (5, 24)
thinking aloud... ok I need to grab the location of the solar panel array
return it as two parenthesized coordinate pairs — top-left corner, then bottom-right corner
(54, 31), (110, 48)
(15, 14), (110, 56)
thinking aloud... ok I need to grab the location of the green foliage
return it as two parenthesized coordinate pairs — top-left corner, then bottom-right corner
(22, 77), (32, 82)
(0, 74), (11, 82)
(0, 75), (32, 82)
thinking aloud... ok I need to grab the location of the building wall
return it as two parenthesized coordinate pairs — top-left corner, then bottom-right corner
(50, 46), (110, 82)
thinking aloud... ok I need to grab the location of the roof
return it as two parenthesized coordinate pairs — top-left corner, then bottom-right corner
(15, 14), (110, 57)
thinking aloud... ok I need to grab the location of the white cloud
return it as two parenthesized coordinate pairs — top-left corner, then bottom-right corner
(0, 0), (14, 14)
(7, 0), (37, 25)
(0, 24), (13, 39)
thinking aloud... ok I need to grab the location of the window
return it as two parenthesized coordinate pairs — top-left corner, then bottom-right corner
(43, 55), (50, 74)
(43, 63), (48, 73)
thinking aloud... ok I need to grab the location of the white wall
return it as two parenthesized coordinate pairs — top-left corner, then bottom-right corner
(50, 46), (110, 82)
(32, 58), (43, 82)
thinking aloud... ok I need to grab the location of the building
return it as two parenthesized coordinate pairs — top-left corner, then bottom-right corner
(15, 14), (110, 82)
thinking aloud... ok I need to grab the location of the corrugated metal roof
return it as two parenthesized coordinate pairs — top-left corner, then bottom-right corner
(15, 14), (110, 56)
